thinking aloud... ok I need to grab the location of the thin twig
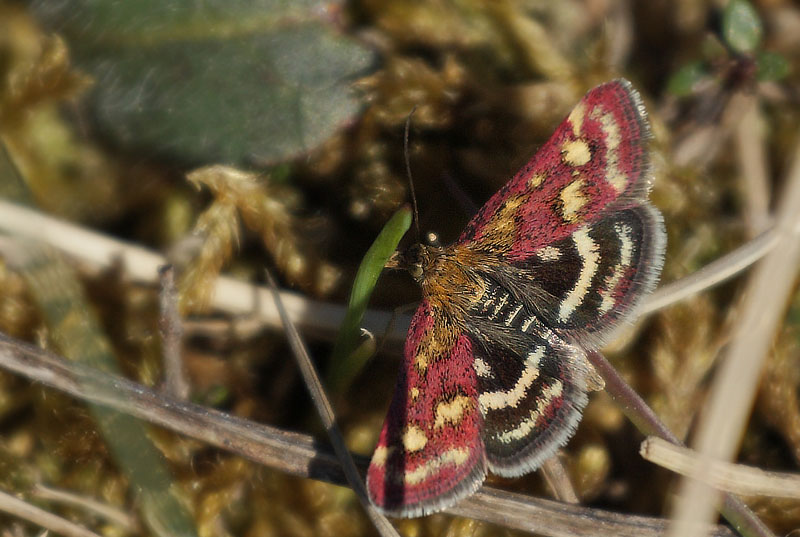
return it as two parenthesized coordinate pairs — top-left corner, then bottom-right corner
(641, 227), (778, 315)
(0, 488), (104, 537)
(0, 199), (779, 346)
(0, 199), (403, 345)
(734, 95), (771, 236)
(0, 333), (738, 537)
(586, 350), (774, 537)
(540, 456), (580, 504)
(667, 129), (800, 537)
(158, 265), (190, 400)
(31, 484), (139, 532)
(263, 271), (400, 537)
(447, 487), (733, 537)
(641, 437), (800, 498)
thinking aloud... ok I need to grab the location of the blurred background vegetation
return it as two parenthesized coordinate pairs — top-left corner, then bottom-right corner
(0, 0), (799, 535)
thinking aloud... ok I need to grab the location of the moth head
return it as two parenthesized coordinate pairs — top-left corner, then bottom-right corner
(385, 243), (437, 283)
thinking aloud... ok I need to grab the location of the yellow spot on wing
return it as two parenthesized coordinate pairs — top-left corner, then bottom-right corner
(560, 178), (588, 222)
(434, 395), (472, 428)
(371, 446), (394, 467)
(473, 357), (493, 378)
(591, 109), (627, 194)
(569, 102), (586, 135)
(562, 139), (591, 166)
(410, 387), (420, 401)
(536, 246), (562, 261)
(528, 173), (545, 188)
(476, 194), (526, 250)
(403, 448), (471, 485)
(402, 425), (428, 452)
(415, 351), (429, 371)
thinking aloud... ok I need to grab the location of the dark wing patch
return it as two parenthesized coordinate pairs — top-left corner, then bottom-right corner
(466, 314), (589, 476)
(521, 203), (664, 347)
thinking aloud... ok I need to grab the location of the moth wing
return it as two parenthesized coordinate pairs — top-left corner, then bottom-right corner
(494, 203), (665, 348)
(459, 78), (664, 347)
(366, 300), (487, 517)
(458, 79), (654, 261)
(467, 316), (589, 476)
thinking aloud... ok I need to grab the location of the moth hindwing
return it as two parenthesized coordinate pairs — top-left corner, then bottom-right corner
(367, 79), (666, 517)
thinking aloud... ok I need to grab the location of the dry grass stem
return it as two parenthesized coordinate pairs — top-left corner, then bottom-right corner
(263, 271), (400, 537)
(641, 227), (779, 315)
(735, 95), (771, 236)
(604, 0), (634, 70)
(0, 198), (779, 349)
(0, 332), (739, 537)
(0, 488), (104, 537)
(447, 487), (735, 537)
(641, 437), (800, 499)
(31, 484), (139, 532)
(541, 456), (580, 504)
(158, 265), (190, 400)
(667, 131), (800, 537)
(587, 351), (774, 537)
(0, 199), (404, 344)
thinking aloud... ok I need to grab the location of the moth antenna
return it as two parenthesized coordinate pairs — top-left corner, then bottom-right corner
(404, 105), (422, 244)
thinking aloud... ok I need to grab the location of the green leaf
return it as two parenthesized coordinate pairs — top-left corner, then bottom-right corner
(667, 61), (709, 97)
(29, 0), (375, 166)
(723, 0), (763, 54)
(327, 207), (412, 393)
(756, 50), (790, 81)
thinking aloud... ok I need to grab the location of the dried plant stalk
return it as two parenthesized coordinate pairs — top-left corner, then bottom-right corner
(641, 437), (800, 498)
(0, 333), (738, 537)
(0, 199), (780, 347)
(0, 488), (103, 537)
(667, 131), (800, 537)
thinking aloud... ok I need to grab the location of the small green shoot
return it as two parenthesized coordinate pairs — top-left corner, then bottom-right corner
(327, 207), (412, 393)
(667, 61), (709, 97)
(667, 0), (788, 97)
(756, 50), (790, 81)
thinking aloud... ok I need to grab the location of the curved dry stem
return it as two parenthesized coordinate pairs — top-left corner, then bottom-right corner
(0, 199), (404, 344)
(735, 95), (771, 236)
(264, 271), (400, 537)
(31, 484), (139, 532)
(541, 456), (580, 504)
(641, 227), (778, 315)
(0, 333), (737, 537)
(0, 199), (781, 349)
(586, 350), (774, 537)
(667, 129), (800, 537)
(641, 437), (800, 499)
(0, 488), (104, 537)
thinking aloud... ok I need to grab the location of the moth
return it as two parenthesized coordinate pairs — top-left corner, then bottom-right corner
(366, 79), (665, 517)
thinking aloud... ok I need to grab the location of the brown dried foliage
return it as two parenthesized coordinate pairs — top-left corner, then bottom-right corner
(1, 0), (800, 536)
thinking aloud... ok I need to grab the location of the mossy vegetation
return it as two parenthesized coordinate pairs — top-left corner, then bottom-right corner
(0, 0), (799, 535)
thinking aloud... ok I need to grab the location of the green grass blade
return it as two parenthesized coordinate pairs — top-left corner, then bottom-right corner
(327, 206), (412, 393)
